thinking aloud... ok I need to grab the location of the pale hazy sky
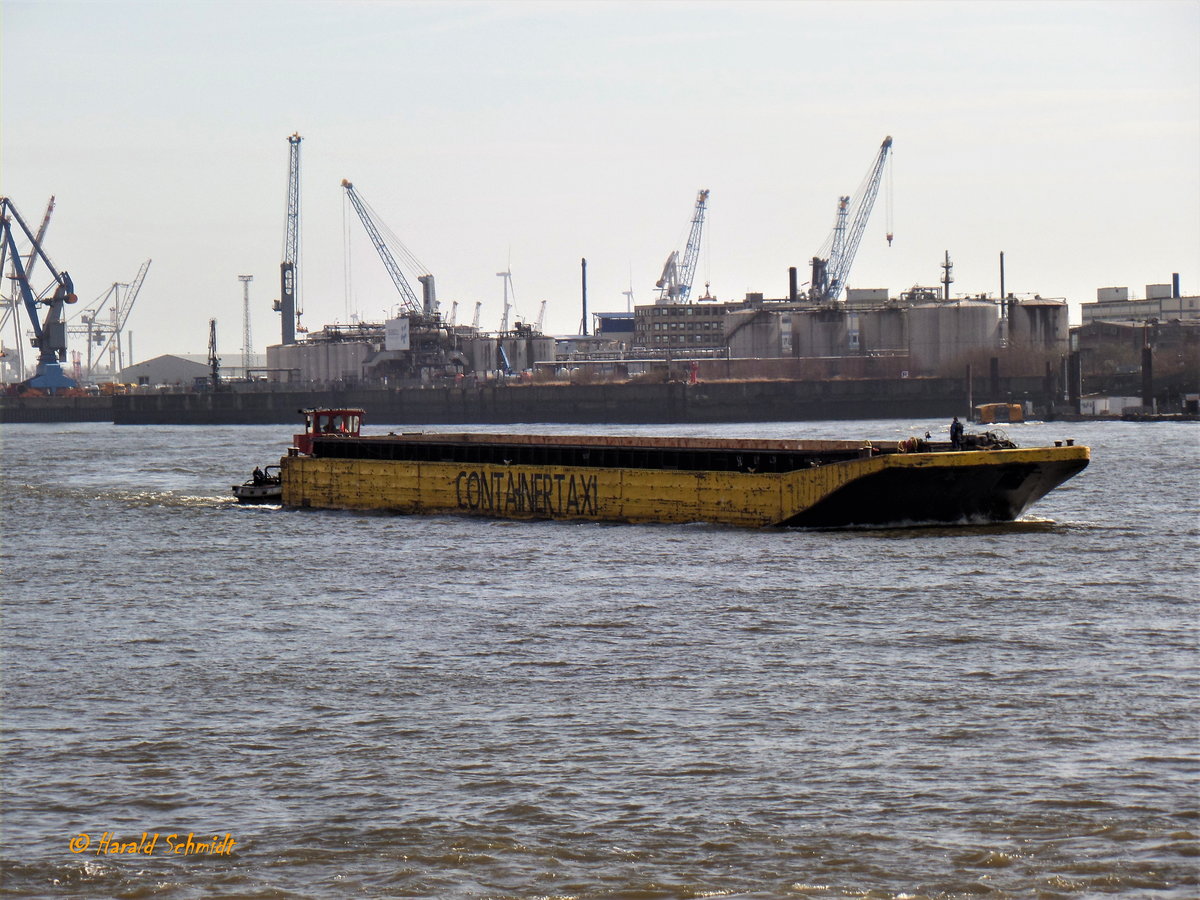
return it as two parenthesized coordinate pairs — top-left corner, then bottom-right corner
(3, 0), (1198, 362)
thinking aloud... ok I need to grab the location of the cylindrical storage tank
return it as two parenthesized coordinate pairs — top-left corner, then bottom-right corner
(500, 337), (529, 371)
(1008, 299), (1069, 352)
(529, 337), (556, 364)
(316, 340), (370, 383)
(857, 306), (907, 354)
(464, 336), (497, 373)
(907, 301), (998, 373)
(789, 307), (850, 357)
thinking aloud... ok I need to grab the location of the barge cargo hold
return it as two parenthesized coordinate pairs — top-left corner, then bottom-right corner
(271, 409), (1090, 528)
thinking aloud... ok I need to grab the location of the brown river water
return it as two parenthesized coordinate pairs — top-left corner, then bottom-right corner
(1, 418), (1196, 898)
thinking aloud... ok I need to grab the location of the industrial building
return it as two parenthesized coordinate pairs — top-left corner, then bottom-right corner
(1078, 275), (1198, 325)
(634, 300), (736, 350)
(117, 354), (211, 387)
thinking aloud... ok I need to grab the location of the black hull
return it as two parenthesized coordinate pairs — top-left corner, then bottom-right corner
(784, 456), (1089, 528)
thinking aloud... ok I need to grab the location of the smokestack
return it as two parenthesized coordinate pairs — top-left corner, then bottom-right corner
(1068, 352), (1082, 414)
(1142, 344), (1154, 411)
(999, 251), (1006, 319)
(580, 257), (588, 336)
(418, 274), (437, 317)
(788, 266), (798, 302)
(1173, 272), (1181, 298)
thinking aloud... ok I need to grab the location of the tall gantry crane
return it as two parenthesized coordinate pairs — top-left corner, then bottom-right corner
(656, 189), (710, 304)
(65, 259), (151, 377)
(0, 196), (78, 390)
(341, 179), (437, 318)
(808, 136), (893, 304)
(239, 274), (254, 376)
(275, 133), (302, 344)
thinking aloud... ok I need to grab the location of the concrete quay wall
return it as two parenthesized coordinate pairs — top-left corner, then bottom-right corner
(0, 396), (114, 424)
(90, 376), (1050, 426)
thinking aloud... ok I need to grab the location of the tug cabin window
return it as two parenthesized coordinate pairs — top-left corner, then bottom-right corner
(308, 410), (361, 435)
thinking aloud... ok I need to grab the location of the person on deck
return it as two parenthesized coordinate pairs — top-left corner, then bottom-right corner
(950, 416), (964, 449)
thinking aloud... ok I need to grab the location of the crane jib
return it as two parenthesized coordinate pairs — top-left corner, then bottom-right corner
(341, 180), (423, 316)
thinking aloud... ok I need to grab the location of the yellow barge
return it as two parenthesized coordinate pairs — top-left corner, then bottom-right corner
(267, 409), (1090, 528)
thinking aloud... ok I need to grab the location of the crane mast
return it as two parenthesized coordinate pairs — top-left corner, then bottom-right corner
(207, 318), (221, 389)
(276, 133), (302, 344)
(341, 179), (426, 317)
(240, 274), (254, 376)
(809, 135), (893, 303)
(497, 269), (514, 331)
(656, 189), (709, 304)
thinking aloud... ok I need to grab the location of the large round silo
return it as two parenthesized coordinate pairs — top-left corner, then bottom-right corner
(1008, 298), (1069, 352)
(907, 301), (999, 373)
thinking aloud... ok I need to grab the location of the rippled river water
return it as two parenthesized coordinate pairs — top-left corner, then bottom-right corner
(1, 418), (1197, 899)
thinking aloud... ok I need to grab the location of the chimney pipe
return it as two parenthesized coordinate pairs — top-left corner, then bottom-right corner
(788, 266), (798, 302)
(1173, 272), (1181, 299)
(1142, 344), (1154, 411)
(580, 258), (588, 336)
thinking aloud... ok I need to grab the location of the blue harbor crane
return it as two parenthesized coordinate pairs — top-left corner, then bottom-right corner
(0, 195), (52, 379)
(341, 179), (437, 319)
(809, 136), (893, 304)
(0, 196), (78, 391)
(656, 189), (710, 303)
(274, 133), (302, 344)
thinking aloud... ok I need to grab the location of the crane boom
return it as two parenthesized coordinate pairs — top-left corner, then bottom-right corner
(656, 189), (709, 303)
(341, 179), (424, 316)
(22, 196), (54, 284)
(810, 136), (892, 303)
